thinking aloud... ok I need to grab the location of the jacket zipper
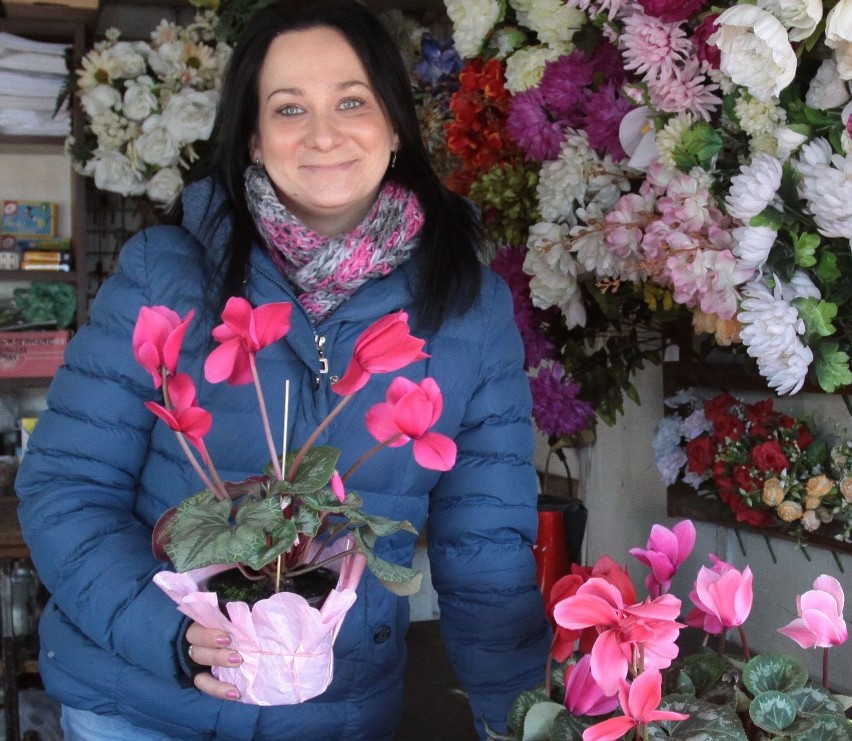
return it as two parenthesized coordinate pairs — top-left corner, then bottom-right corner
(314, 334), (329, 389)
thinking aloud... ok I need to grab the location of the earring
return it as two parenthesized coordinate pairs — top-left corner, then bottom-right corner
(390, 149), (398, 169)
(254, 157), (262, 167)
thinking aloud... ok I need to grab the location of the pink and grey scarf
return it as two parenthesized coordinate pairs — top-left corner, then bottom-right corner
(245, 165), (424, 322)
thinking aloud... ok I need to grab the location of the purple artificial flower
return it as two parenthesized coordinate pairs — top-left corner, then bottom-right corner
(693, 15), (721, 69)
(590, 39), (630, 86)
(638, 0), (710, 23)
(413, 33), (463, 91)
(491, 247), (556, 369)
(529, 362), (595, 437)
(539, 51), (592, 125)
(507, 88), (566, 162)
(582, 81), (632, 160)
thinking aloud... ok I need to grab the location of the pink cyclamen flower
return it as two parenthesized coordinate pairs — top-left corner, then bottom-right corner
(583, 669), (689, 741)
(332, 311), (429, 396)
(564, 654), (619, 717)
(778, 575), (848, 649)
(204, 298), (293, 385)
(629, 519), (696, 598)
(365, 377), (457, 471)
(132, 306), (195, 388)
(145, 373), (212, 462)
(553, 577), (684, 695)
(686, 556), (753, 635)
(330, 471), (346, 504)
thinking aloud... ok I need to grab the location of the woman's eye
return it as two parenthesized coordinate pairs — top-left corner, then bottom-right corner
(278, 104), (303, 116)
(339, 98), (362, 110)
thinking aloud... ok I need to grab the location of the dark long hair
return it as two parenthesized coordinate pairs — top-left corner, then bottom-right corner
(173, 0), (482, 333)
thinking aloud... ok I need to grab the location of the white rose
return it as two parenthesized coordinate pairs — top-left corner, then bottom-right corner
(445, 0), (501, 59)
(756, 0), (822, 41)
(107, 40), (149, 79)
(146, 166), (183, 206)
(774, 126), (809, 160)
(148, 40), (186, 79)
(81, 83), (121, 118)
(710, 5), (797, 102)
(134, 115), (180, 167)
(162, 88), (217, 144)
(87, 149), (146, 197)
(122, 78), (159, 121)
(826, 0), (852, 78)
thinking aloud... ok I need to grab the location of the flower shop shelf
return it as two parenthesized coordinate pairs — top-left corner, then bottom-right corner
(667, 483), (852, 557)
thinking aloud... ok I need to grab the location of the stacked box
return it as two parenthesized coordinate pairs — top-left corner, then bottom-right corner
(0, 330), (68, 377)
(0, 201), (57, 238)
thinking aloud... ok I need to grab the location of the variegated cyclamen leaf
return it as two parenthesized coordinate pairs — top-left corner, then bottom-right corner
(552, 710), (591, 741)
(279, 446), (340, 493)
(350, 510), (418, 537)
(743, 654), (809, 695)
(351, 527), (420, 595)
(521, 701), (565, 741)
(678, 654), (730, 696)
(508, 691), (551, 735)
(750, 690), (798, 733)
(791, 686), (846, 717)
(658, 695), (748, 741)
(788, 713), (852, 741)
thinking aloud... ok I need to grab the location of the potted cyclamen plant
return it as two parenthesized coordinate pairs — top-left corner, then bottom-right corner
(131, 297), (456, 705)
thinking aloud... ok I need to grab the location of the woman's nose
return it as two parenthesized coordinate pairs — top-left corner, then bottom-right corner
(305, 113), (343, 149)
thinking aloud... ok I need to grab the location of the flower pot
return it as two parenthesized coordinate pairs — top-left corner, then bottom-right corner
(205, 567), (339, 610)
(153, 536), (367, 705)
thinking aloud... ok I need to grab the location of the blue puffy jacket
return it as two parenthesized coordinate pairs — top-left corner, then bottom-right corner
(16, 178), (550, 740)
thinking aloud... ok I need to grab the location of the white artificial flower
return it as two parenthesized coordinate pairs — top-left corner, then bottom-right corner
(86, 149), (147, 197)
(774, 126), (809, 160)
(655, 113), (694, 171)
(795, 137), (852, 238)
(444, 0), (500, 59)
(725, 152), (783, 222)
(523, 222), (587, 328)
(162, 88), (217, 144)
(781, 270), (821, 301)
(806, 58), (851, 109)
(738, 277), (813, 394)
(81, 83), (122, 118)
(146, 166), (183, 206)
(147, 39), (189, 80)
(710, 4), (797, 102)
(122, 77), (158, 121)
(77, 49), (122, 93)
(108, 40), (150, 79)
(503, 44), (566, 93)
(732, 225), (777, 270)
(151, 18), (180, 47)
(537, 130), (598, 223)
(134, 115), (180, 167)
(826, 0), (852, 79)
(756, 0), (822, 41)
(89, 109), (133, 151)
(215, 42), (233, 78)
(619, 106), (659, 172)
(735, 95), (786, 141)
(513, 0), (586, 45)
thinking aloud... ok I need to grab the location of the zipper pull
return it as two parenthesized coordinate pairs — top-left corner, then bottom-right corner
(315, 334), (329, 375)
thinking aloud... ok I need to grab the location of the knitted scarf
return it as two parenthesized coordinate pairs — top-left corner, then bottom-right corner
(245, 165), (424, 322)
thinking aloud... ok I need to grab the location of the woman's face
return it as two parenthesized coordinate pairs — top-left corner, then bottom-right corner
(252, 26), (399, 237)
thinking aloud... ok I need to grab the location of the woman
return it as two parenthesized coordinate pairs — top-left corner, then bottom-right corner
(15, 1), (550, 739)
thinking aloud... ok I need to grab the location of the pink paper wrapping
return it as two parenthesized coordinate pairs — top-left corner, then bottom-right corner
(153, 538), (367, 705)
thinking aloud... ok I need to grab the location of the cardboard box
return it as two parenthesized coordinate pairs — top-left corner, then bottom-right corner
(0, 330), (68, 377)
(0, 201), (57, 238)
(2, 0), (99, 23)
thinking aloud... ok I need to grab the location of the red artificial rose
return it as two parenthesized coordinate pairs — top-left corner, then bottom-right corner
(797, 424), (815, 451)
(711, 460), (734, 494)
(745, 398), (774, 426)
(725, 494), (775, 527)
(751, 440), (790, 473)
(779, 414), (795, 429)
(733, 463), (757, 493)
(703, 393), (738, 423)
(686, 436), (715, 474)
(713, 414), (745, 443)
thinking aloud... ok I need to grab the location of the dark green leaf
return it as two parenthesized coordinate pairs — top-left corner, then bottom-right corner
(508, 690), (551, 734)
(658, 695), (747, 740)
(789, 713), (852, 741)
(280, 446), (340, 494)
(814, 342), (852, 393)
(521, 701), (566, 741)
(743, 654), (809, 695)
(750, 691), (798, 733)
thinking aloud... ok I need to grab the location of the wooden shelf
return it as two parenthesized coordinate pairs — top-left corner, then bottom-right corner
(0, 271), (76, 283)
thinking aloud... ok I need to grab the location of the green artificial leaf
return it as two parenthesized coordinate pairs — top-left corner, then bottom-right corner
(743, 654), (809, 695)
(789, 713), (852, 741)
(672, 122), (723, 171)
(814, 342), (852, 393)
(794, 298), (837, 340)
(508, 691), (551, 734)
(657, 695), (747, 741)
(521, 701), (566, 741)
(815, 251), (841, 283)
(750, 691), (799, 733)
(793, 232), (821, 268)
(678, 653), (730, 696)
(791, 686), (846, 717)
(750, 206), (785, 230)
(280, 446), (340, 494)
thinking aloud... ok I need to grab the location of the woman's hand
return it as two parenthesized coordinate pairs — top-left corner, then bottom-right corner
(185, 622), (243, 700)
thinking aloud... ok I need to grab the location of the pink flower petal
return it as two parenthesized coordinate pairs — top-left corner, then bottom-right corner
(412, 432), (457, 471)
(365, 402), (409, 448)
(582, 716), (637, 741)
(812, 575), (845, 615)
(590, 629), (629, 696)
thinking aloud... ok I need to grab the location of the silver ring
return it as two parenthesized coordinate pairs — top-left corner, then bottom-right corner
(188, 644), (195, 661)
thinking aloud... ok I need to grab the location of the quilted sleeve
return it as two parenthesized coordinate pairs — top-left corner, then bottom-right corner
(15, 228), (194, 681)
(426, 275), (551, 739)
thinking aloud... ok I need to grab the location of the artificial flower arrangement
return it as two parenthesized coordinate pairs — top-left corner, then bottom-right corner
(132, 298), (456, 704)
(489, 519), (851, 741)
(66, 3), (231, 205)
(654, 388), (852, 543)
(440, 0), (852, 410)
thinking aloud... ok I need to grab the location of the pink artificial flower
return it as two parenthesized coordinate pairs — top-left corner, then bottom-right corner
(132, 306), (194, 388)
(145, 373), (212, 462)
(686, 556), (753, 635)
(629, 520), (696, 598)
(332, 311), (429, 396)
(330, 471), (346, 504)
(583, 669), (689, 741)
(778, 575), (848, 649)
(204, 298), (293, 385)
(553, 578), (684, 695)
(365, 377), (457, 471)
(564, 655), (620, 717)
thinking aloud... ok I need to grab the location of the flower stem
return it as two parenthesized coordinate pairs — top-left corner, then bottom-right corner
(285, 547), (357, 577)
(286, 394), (354, 482)
(250, 353), (283, 481)
(822, 647), (830, 689)
(543, 644), (554, 698)
(341, 433), (402, 483)
(738, 626), (750, 661)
